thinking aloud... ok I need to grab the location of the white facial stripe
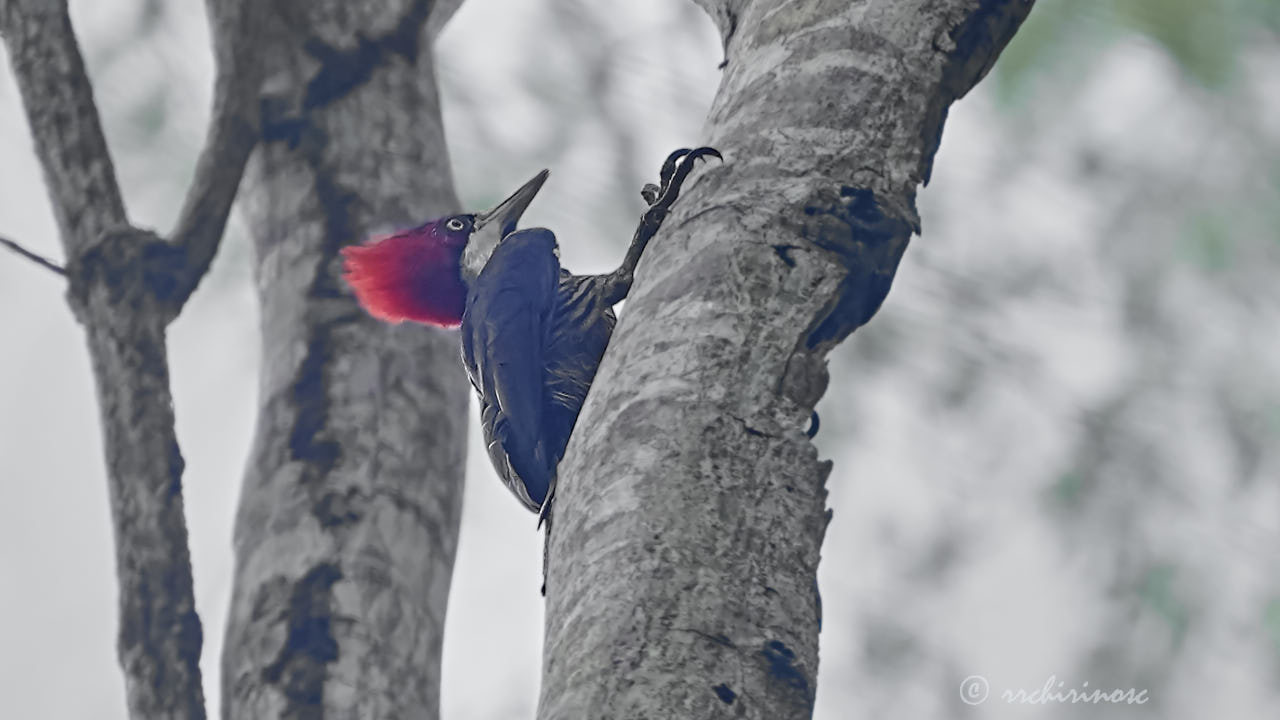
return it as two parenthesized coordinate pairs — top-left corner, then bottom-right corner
(460, 223), (503, 283)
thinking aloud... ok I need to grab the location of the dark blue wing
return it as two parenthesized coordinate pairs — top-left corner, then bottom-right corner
(540, 273), (614, 467)
(461, 228), (619, 515)
(461, 229), (560, 511)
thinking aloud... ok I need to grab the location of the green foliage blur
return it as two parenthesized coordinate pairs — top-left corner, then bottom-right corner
(816, 2), (1280, 715)
(999, 0), (1280, 95)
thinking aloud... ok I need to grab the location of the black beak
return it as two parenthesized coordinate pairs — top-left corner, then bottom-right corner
(474, 170), (549, 238)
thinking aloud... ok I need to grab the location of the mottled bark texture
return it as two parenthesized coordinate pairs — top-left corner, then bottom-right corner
(220, 2), (469, 719)
(539, 1), (1033, 718)
(0, 0), (264, 718)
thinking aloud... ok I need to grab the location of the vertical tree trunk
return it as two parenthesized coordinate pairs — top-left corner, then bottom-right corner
(539, 1), (1034, 717)
(219, 2), (468, 718)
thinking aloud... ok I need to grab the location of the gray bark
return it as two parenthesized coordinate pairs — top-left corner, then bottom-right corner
(219, 2), (469, 719)
(0, 0), (263, 717)
(4, 0), (468, 718)
(538, 1), (1034, 718)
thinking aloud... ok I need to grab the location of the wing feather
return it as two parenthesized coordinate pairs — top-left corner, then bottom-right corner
(461, 229), (560, 509)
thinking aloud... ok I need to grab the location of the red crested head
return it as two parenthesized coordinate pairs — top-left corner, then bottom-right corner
(341, 169), (549, 328)
(341, 217), (473, 327)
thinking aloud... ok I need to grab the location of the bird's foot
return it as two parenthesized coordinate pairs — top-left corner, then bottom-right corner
(602, 147), (722, 305)
(642, 147), (723, 209)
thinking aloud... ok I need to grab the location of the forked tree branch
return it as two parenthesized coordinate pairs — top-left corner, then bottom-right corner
(169, 0), (266, 308)
(1, 1), (267, 718)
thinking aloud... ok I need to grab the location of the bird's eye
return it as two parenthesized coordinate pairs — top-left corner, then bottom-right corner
(446, 218), (466, 232)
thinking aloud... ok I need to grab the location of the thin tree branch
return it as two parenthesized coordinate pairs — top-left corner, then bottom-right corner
(0, 234), (66, 275)
(0, 0), (127, 255)
(168, 0), (266, 308)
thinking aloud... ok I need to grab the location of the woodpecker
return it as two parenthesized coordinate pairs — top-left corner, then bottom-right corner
(341, 148), (720, 522)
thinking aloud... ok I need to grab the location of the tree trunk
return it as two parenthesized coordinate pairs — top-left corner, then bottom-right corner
(538, 1), (1034, 717)
(2, 0), (263, 717)
(5, 0), (468, 717)
(219, 2), (468, 719)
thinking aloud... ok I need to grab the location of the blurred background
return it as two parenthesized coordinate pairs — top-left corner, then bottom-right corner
(2, 0), (1278, 717)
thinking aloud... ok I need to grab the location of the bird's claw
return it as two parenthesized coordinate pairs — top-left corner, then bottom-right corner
(657, 148), (693, 196)
(604, 145), (722, 306)
(648, 146), (722, 210)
